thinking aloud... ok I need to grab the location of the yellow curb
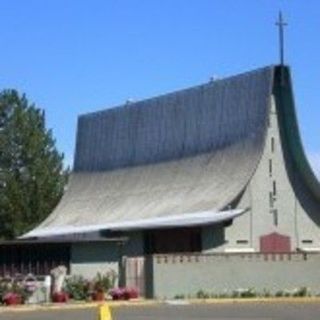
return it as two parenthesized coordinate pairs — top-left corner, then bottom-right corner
(1, 297), (320, 313)
(0, 303), (97, 313)
(98, 304), (112, 320)
(188, 297), (320, 304)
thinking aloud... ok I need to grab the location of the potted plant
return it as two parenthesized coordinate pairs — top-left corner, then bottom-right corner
(109, 287), (139, 300)
(52, 291), (69, 303)
(92, 273), (106, 301)
(92, 271), (117, 301)
(123, 287), (139, 300)
(109, 287), (123, 300)
(2, 292), (23, 305)
(92, 286), (105, 301)
(1, 276), (31, 305)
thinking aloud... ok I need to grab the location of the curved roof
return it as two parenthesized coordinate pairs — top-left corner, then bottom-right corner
(23, 66), (274, 238)
(273, 66), (320, 202)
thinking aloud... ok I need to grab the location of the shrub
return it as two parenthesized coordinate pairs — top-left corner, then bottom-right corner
(196, 290), (209, 299)
(0, 279), (10, 304)
(275, 290), (284, 297)
(174, 294), (185, 299)
(240, 288), (257, 298)
(232, 288), (257, 298)
(262, 289), (271, 297)
(64, 275), (90, 300)
(292, 287), (309, 297)
(217, 292), (230, 298)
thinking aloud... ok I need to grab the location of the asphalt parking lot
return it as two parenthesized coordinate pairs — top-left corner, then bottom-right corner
(1, 301), (320, 320)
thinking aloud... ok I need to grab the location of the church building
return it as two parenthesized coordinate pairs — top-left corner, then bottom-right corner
(4, 64), (320, 297)
(23, 65), (320, 252)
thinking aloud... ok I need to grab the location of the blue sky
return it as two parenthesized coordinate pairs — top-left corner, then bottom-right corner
(0, 1), (319, 176)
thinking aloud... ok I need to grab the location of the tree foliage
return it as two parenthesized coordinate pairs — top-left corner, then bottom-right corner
(0, 90), (68, 239)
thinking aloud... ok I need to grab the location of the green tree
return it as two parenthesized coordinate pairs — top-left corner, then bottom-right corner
(0, 89), (68, 239)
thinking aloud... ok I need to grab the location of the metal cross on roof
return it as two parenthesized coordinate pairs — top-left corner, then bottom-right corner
(275, 11), (287, 66)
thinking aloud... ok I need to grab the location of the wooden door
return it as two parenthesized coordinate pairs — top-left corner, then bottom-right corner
(125, 257), (145, 297)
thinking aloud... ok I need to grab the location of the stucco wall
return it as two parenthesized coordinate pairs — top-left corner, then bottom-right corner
(70, 232), (144, 279)
(151, 253), (320, 299)
(205, 94), (320, 253)
(71, 242), (119, 279)
(204, 94), (288, 252)
(249, 94), (297, 249)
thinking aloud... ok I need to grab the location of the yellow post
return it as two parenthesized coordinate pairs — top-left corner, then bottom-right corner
(98, 303), (112, 320)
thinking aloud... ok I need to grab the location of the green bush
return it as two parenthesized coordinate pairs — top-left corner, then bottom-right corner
(240, 288), (257, 298)
(217, 292), (230, 298)
(292, 287), (309, 297)
(173, 294), (185, 299)
(0, 278), (10, 303)
(64, 275), (90, 300)
(275, 290), (284, 297)
(196, 290), (209, 299)
(262, 289), (271, 298)
(232, 288), (256, 298)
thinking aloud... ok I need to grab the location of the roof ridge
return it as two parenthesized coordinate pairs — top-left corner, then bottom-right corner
(80, 65), (276, 119)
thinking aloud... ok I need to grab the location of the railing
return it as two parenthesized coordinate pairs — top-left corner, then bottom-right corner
(0, 243), (70, 276)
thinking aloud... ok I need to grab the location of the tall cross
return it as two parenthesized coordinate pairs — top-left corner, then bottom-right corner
(275, 11), (287, 65)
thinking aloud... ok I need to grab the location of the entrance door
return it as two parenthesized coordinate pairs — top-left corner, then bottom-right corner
(125, 257), (145, 297)
(260, 232), (291, 253)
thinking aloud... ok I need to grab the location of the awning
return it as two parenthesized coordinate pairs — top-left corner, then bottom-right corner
(20, 208), (246, 239)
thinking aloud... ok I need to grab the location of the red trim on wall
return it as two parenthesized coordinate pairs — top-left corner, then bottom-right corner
(260, 232), (291, 253)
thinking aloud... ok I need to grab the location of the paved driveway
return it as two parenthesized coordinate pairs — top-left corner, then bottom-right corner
(1, 301), (320, 320)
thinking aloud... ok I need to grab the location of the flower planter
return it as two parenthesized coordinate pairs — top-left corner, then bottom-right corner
(3, 293), (22, 305)
(109, 287), (139, 300)
(125, 287), (139, 299)
(92, 291), (105, 301)
(52, 291), (69, 303)
(109, 287), (125, 300)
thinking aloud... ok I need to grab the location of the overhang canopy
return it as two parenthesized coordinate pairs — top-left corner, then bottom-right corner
(21, 209), (245, 238)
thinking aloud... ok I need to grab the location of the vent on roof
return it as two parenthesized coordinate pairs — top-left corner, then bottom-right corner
(125, 98), (135, 105)
(209, 75), (219, 82)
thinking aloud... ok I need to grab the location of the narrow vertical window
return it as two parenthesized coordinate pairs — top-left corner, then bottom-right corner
(273, 181), (277, 196)
(271, 137), (275, 153)
(269, 192), (274, 208)
(269, 159), (272, 177)
(273, 209), (278, 226)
